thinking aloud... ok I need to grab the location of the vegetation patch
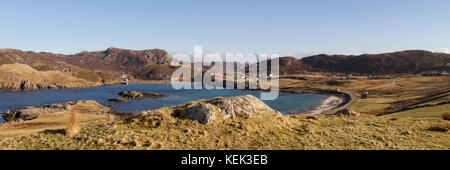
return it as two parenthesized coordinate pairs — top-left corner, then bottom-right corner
(428, 123), (450, 132)
(326, 80), (347, 86)
(443, 113), (450, 121)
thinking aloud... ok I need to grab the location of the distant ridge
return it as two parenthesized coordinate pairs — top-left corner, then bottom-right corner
(299, 50), (450, 74)
(1, 48), (449, 79)
(0, 47), (176, 80)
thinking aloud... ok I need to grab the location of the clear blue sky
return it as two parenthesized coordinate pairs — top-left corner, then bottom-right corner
(1, 0), (449, 56)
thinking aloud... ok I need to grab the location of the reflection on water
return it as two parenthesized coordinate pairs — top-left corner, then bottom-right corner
(0, 83), (326, 123)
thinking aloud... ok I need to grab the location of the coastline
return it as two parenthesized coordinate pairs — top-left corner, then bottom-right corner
(297, 96), (343, 115)
(0, 81), (349, 121)
(0, 81), (122, 92)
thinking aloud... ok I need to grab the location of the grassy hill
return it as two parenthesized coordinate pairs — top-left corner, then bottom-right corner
(0, 75), (448, 150)
(0, 103), (448, 150)
(0, 63), (120, 90)
(0, 47), (175, 81)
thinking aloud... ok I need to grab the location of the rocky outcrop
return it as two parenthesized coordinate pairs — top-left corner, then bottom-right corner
(187, 104), (217, 125)
(0, 79), (104, 91)
(186, 95), (281, 125)
(336, 108), (360, 116)
(1, 100), (110, 122)
(119, 91), (144, 99)
(0, 47), (175, 81)
(142, 92), (167, 98)
(118, 91), (167, 100)
(20, 80), (38, 90)
(107, 98), (129, 103)
(0, 64), (120, 91)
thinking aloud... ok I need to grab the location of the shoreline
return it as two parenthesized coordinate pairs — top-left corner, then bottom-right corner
(0, 81), (123, 92)
(276, 87), (352, 116)
(0, 81), (349, 123)
(0, 80), (172, 92)
(294, 96), (343, 116)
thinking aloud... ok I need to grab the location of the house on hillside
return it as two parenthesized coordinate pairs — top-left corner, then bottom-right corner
(367, 75), (376, 80)
(341, 74), (353, 80)
(121, 74), (129, 85)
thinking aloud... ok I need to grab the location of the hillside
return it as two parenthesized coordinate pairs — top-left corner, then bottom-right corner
(2, 48), (450, 80)
(300, 50), (450, 74)
(0, 73), (448, 150)
(66, 47), (171, 71)
(0, 94), (448, 150)
(0, 47), (174, 80)
(278, 57), (315, 74)
(0, 63), (120, 91)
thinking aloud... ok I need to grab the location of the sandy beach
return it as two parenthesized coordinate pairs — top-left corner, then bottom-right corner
(301, 96), (343, 115)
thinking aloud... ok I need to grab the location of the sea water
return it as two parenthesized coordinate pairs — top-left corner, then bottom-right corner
(0, 83), (327, 123)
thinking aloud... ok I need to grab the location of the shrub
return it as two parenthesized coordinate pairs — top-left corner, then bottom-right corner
(428, 124), (450, 132)
(326, 80), (345, 86)
(443, 113), (450, 121)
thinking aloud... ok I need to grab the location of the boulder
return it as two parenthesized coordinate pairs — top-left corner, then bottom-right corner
(2, 104), (70, 122)
(210, 95), (281, 118)
(1, 100), (110, 122)
(186, 95), (281, 125)
(210, 98), (235, 120)
(186, 103), (217, 125)
(336, 108), (360, 116)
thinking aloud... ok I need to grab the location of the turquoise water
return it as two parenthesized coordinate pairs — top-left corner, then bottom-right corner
(0, 83), (327, 123)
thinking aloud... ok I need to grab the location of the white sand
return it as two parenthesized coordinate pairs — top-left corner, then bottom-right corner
(306, 96), (343, 115)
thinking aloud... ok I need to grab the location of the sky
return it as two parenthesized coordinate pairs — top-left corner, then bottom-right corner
(1, 0), (450, 57)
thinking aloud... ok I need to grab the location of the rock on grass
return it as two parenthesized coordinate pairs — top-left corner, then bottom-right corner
(185, 95), (281, 125)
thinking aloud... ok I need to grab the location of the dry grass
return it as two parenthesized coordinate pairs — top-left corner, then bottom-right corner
(1, 103), (449, 150)
(65, 109), (80, 136)
(0, 63), (121, 90)
(0, 100), (107, 139)
(428, 124), (450, 132)
(0, 75), (448, 150)
(443, 113), (450, 121)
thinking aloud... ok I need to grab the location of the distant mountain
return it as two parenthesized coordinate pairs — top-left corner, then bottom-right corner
(278, 57), (315, 74)
(67, 47), (171, 71)
(2, 48), (450, 81)
(0, 47), (176, 80)
(299, 50), (450, 74)
(0, 63), (119, 91)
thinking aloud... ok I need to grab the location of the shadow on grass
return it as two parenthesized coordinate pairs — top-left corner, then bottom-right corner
(41, 129), (66, 135)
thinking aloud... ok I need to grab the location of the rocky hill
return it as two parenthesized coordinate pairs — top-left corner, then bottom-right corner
(2, 48), (450, 84)
(0, 47), (175, 80)
(300, 50), (450, 74)
(278, 57), (315, 74)
(66, 47), (171, 71)
(0, 63), (120, 91)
